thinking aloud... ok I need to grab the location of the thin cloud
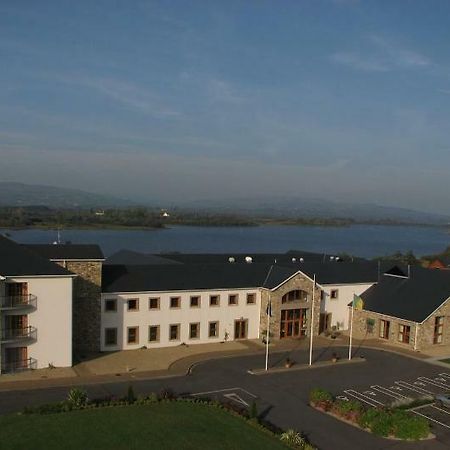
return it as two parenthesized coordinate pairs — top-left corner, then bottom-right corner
(53, 74), (181, 118)
(331, 34), (431, 72)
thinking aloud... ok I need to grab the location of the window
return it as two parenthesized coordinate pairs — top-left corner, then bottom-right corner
(379, 319), (390, 339)
(246, 293), (256, 304)
(228, 294), (238, 306)
(330, 289), (339, 300)
(149, 297), (160, 310)
(104, 299), (117, 312)
(189, 323), (200, 339)
(190, 296), (201, 308)
(169, 324), (180, 341)
(398, 324), (411, 344)
(127, 327), (139, 344)
(170, 297), (181, 309)
(209, 295), (220, 307)
(282, 290), (308, 303)
(148, 325), (160, 343)
(104, 328), (117, 346)
(127, 299), (139, 311)
(434, 316), (444, 344)
(209, 321), (219, 338)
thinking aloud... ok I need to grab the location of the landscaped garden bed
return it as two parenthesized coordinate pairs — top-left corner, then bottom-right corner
(309, 388), (433, 441)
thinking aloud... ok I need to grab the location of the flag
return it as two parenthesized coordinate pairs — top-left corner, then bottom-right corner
(353, 294), (364, 310)
(266, 301), (272, 317)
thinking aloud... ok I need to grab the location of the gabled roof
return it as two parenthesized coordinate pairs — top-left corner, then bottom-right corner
(24, 244), (104, 261)
(0, 236), (72, 277)
(360, 267), (450, 323)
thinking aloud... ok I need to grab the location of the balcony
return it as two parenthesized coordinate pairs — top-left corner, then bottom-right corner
(0, 326), (37, 343)
(1, 357), (37, 373)
(0, 294), (37, 310)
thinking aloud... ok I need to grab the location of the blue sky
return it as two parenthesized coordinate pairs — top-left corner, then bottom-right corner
(1, 0), (450, 212)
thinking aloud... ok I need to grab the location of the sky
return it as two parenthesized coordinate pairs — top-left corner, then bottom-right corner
(1, 0), (450, 213)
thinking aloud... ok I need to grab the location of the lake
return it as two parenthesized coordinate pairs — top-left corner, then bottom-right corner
(1, 225), (449, 258)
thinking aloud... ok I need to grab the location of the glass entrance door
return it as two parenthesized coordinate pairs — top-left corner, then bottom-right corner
(234, 319), (248, 340)
(280, 309), (308, 338)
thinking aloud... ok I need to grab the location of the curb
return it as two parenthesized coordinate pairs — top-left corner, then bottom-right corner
(248, 356), (366, 375)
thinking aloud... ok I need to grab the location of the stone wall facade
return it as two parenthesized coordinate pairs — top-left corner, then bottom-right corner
(350, 301), (450, 352)
(259, 273), (321, 340)
(54, 260), (102, 354)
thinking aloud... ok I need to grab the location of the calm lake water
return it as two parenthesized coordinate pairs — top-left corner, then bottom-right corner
(1, 225), (449, 258)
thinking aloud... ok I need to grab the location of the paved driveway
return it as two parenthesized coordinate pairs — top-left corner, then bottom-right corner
(1, 347), (450, 450)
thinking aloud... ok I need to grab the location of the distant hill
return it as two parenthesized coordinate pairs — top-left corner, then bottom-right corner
(1, 182), (448, 225)
(182, 196), (450, 225)
(0, 182), (131, 208)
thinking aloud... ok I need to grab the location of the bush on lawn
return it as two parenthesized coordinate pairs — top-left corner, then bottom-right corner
(309, 388), (333, 410)
(280, 429), (307, 449)
(67, 388), (88, 409)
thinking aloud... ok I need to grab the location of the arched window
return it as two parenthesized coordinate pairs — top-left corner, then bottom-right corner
(282, 290), (309, 303)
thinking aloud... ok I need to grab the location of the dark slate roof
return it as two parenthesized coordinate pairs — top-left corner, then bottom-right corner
(24, 244), (104, 260)
(102, 260), (381, 293)
(0, 236), (72, 277)
(299, 261), (381, 285)
(102, 263), (279, 293)
(360, 267), (450, 323)
(105, 250), (181, 266)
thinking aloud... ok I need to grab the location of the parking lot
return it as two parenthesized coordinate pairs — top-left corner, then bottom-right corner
(338, 371), (450, 437)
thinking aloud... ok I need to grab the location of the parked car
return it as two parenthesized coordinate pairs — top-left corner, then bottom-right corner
(435, 393), (450, 408)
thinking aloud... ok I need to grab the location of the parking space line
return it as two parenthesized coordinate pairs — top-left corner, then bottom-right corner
(418, 376), (450, 390)
(431, 405), (450, 415)
(432, 376), (450, 385)
(412, 410), (450, 429)
(395, 381), (434, 395)
(371, 385), (409, 400)
(191, 387), (257, 398)
(439, 373), (450, 379)
(344, 390), (384, 407)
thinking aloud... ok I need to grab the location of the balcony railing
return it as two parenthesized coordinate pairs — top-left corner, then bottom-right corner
(0, 294), (37, 310)
(1, 357), (37, 373)
(0, 326), (37, 343)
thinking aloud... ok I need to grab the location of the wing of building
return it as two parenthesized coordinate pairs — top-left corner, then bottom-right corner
(0, 236), (75, 373)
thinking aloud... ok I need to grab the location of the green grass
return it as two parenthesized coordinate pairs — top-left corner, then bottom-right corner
(0, 402), (288, 450)
(439, 358), (450, 364)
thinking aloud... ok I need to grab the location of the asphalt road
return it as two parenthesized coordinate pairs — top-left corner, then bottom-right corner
(1, 346), (450, 450)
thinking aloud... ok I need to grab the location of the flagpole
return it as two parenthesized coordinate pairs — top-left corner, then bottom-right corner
(309, 274), (316, 366)
(265, 300), (270, 371)
(348, 302), (354, 360)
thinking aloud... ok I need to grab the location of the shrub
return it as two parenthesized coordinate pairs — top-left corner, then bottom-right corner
(280, 429), (306, 448)
(332, 399), (363, 421)
(158, 388), (175, 400)
(250, 401), (258, 420)
(146, 393), (158, 403)
(391, 410), (429, 440)
(126, 385), (136, 404)
(67, 388), (88, 408)
(309, 388), (333, 404)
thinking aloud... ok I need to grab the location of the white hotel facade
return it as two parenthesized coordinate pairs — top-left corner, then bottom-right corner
(0, 238), (381, 372)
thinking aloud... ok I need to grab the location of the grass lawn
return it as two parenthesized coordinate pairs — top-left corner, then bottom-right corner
(439, 359), (450, 364)
(0, 402), (288, 450)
